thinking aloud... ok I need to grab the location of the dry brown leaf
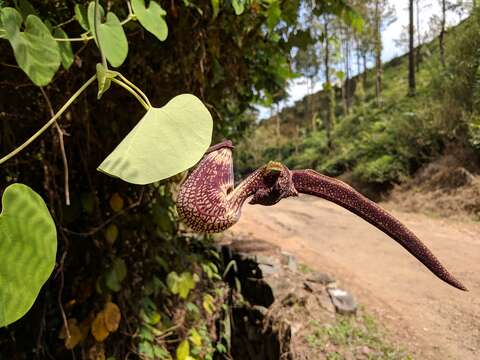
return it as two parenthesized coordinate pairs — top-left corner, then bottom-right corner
(91, 312), (109, 342)
(103, 302), (121, 332)
(58, 318), (83, 349)
(109, 193), (124, 212)
(88, 343), (106, 360)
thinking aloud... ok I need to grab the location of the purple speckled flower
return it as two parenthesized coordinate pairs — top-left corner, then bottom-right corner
(176, 141), (467, 291)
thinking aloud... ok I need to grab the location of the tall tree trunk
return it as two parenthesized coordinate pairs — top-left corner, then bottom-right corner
(342, 28), (350, 115)
(362, 50), (367, 88)
(416, 0), (421, 71)
(408, 0), (416, 96)
(324, 17), (334, 148)
(374, 0), (382, 105)
(439, 0), (446, 67)
(356, 38), (361, 76)
(309, 77), (317, 131)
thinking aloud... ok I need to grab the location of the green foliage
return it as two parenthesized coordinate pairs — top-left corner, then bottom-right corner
(0, 184), (56, 327)
(74, 3), (89, 30)
(98, 94), (213, 185)
(0, 7), (60, 85)
(131, 0), (168, 41)
(54, 28), (74, 70)
(104, 258), (127, 292)
(167, 271), (200, 299)
(87, 2), (128, 67)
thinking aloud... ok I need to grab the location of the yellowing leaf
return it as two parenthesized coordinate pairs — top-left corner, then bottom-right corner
(91, 312), (109, 342)
(109, 193), (124, 212)
(103, 302), (121, 332)
(88, 343), (106, 360)
(189, 329), (202, 347)
(59, 318), (84, 349)
(202, 294), (215, 315)
(104, 224), (119, 245)
(176, 339), (190, 360)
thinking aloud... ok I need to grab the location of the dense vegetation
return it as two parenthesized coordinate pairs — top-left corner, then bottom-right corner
(236, 7), (480, 195)
(0, 0), (364, 359)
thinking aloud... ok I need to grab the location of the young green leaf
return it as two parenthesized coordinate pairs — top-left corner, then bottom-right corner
(95, 63), (113, 99)
(105, 258), (127, 292)
(231, 0), (244, 15)
(87, 2), (128, 67)
(74, 3), (89, 31)
(54, 28), (74, 70)
(98, 94), (213, 185)
(131, 0), (168, 41)
(0, 7), (60, 86)
(0, 183), (57, 327)
(211, 0), (220, 19)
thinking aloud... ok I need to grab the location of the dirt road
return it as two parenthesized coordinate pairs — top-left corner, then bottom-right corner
(229, 196), (480, 360)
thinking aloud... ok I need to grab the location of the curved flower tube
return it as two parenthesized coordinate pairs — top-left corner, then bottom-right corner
(176, 141), (467, 291)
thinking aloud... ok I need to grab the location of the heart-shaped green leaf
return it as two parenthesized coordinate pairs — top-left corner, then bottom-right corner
(14, 0), (38, 20)
(98, 94), (213, 185)
(74, 3), (89, 31)
(54, 28), (74, 70)
(88, 2), (128, 67)
(131, 0), (168, 41)
(0, 7), (60, 86)
(0, 183), (57, 327)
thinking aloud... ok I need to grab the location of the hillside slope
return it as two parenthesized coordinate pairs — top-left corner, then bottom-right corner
(236, 11), (480, 204)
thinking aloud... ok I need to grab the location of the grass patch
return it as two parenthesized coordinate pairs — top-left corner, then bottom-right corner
(305, 310), (413, 360)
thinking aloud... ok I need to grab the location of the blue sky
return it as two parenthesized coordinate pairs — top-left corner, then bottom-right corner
(258, 1), (469, 118)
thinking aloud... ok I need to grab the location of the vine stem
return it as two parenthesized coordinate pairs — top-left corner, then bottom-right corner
(112, 72), (151, 107)
(111, 78), (150, 110)
(39, 87), (71, 206)
(94, 0), (108, 70)
(0, 75), (97, 166)
(54, 36), (94, 42)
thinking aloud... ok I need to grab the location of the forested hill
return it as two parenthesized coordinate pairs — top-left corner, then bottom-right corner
(236, 10), (480, 196)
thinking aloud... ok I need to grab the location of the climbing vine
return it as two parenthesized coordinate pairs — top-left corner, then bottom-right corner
(0, 0), (361, 358)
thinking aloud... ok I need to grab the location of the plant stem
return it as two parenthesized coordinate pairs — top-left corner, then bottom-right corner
(112, 71), (152, 107)
(111, 78), (150, 110)
(54, 36), (94, 42)
(94, 0), (108, 70)
(0, 75), (97, 166)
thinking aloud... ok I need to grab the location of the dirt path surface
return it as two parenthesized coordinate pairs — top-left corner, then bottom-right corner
(229, 196), (480, 360)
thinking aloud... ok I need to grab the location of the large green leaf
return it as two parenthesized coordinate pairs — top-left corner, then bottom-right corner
(87, 2), (128, 68)
(54, 28), (74, 70)
(98, 94), (213, 185)
(0, 184), (57, 327)
(131, 0), (168, 41)
(0, 7), (60, 86)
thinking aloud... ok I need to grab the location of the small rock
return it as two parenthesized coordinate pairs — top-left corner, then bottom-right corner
(307, 272), (336, 285)
(282, 292), (300, 307)
(280, 251), (297, 272)
(327, 287), (357, 315)
(315, 291), (337, 314)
